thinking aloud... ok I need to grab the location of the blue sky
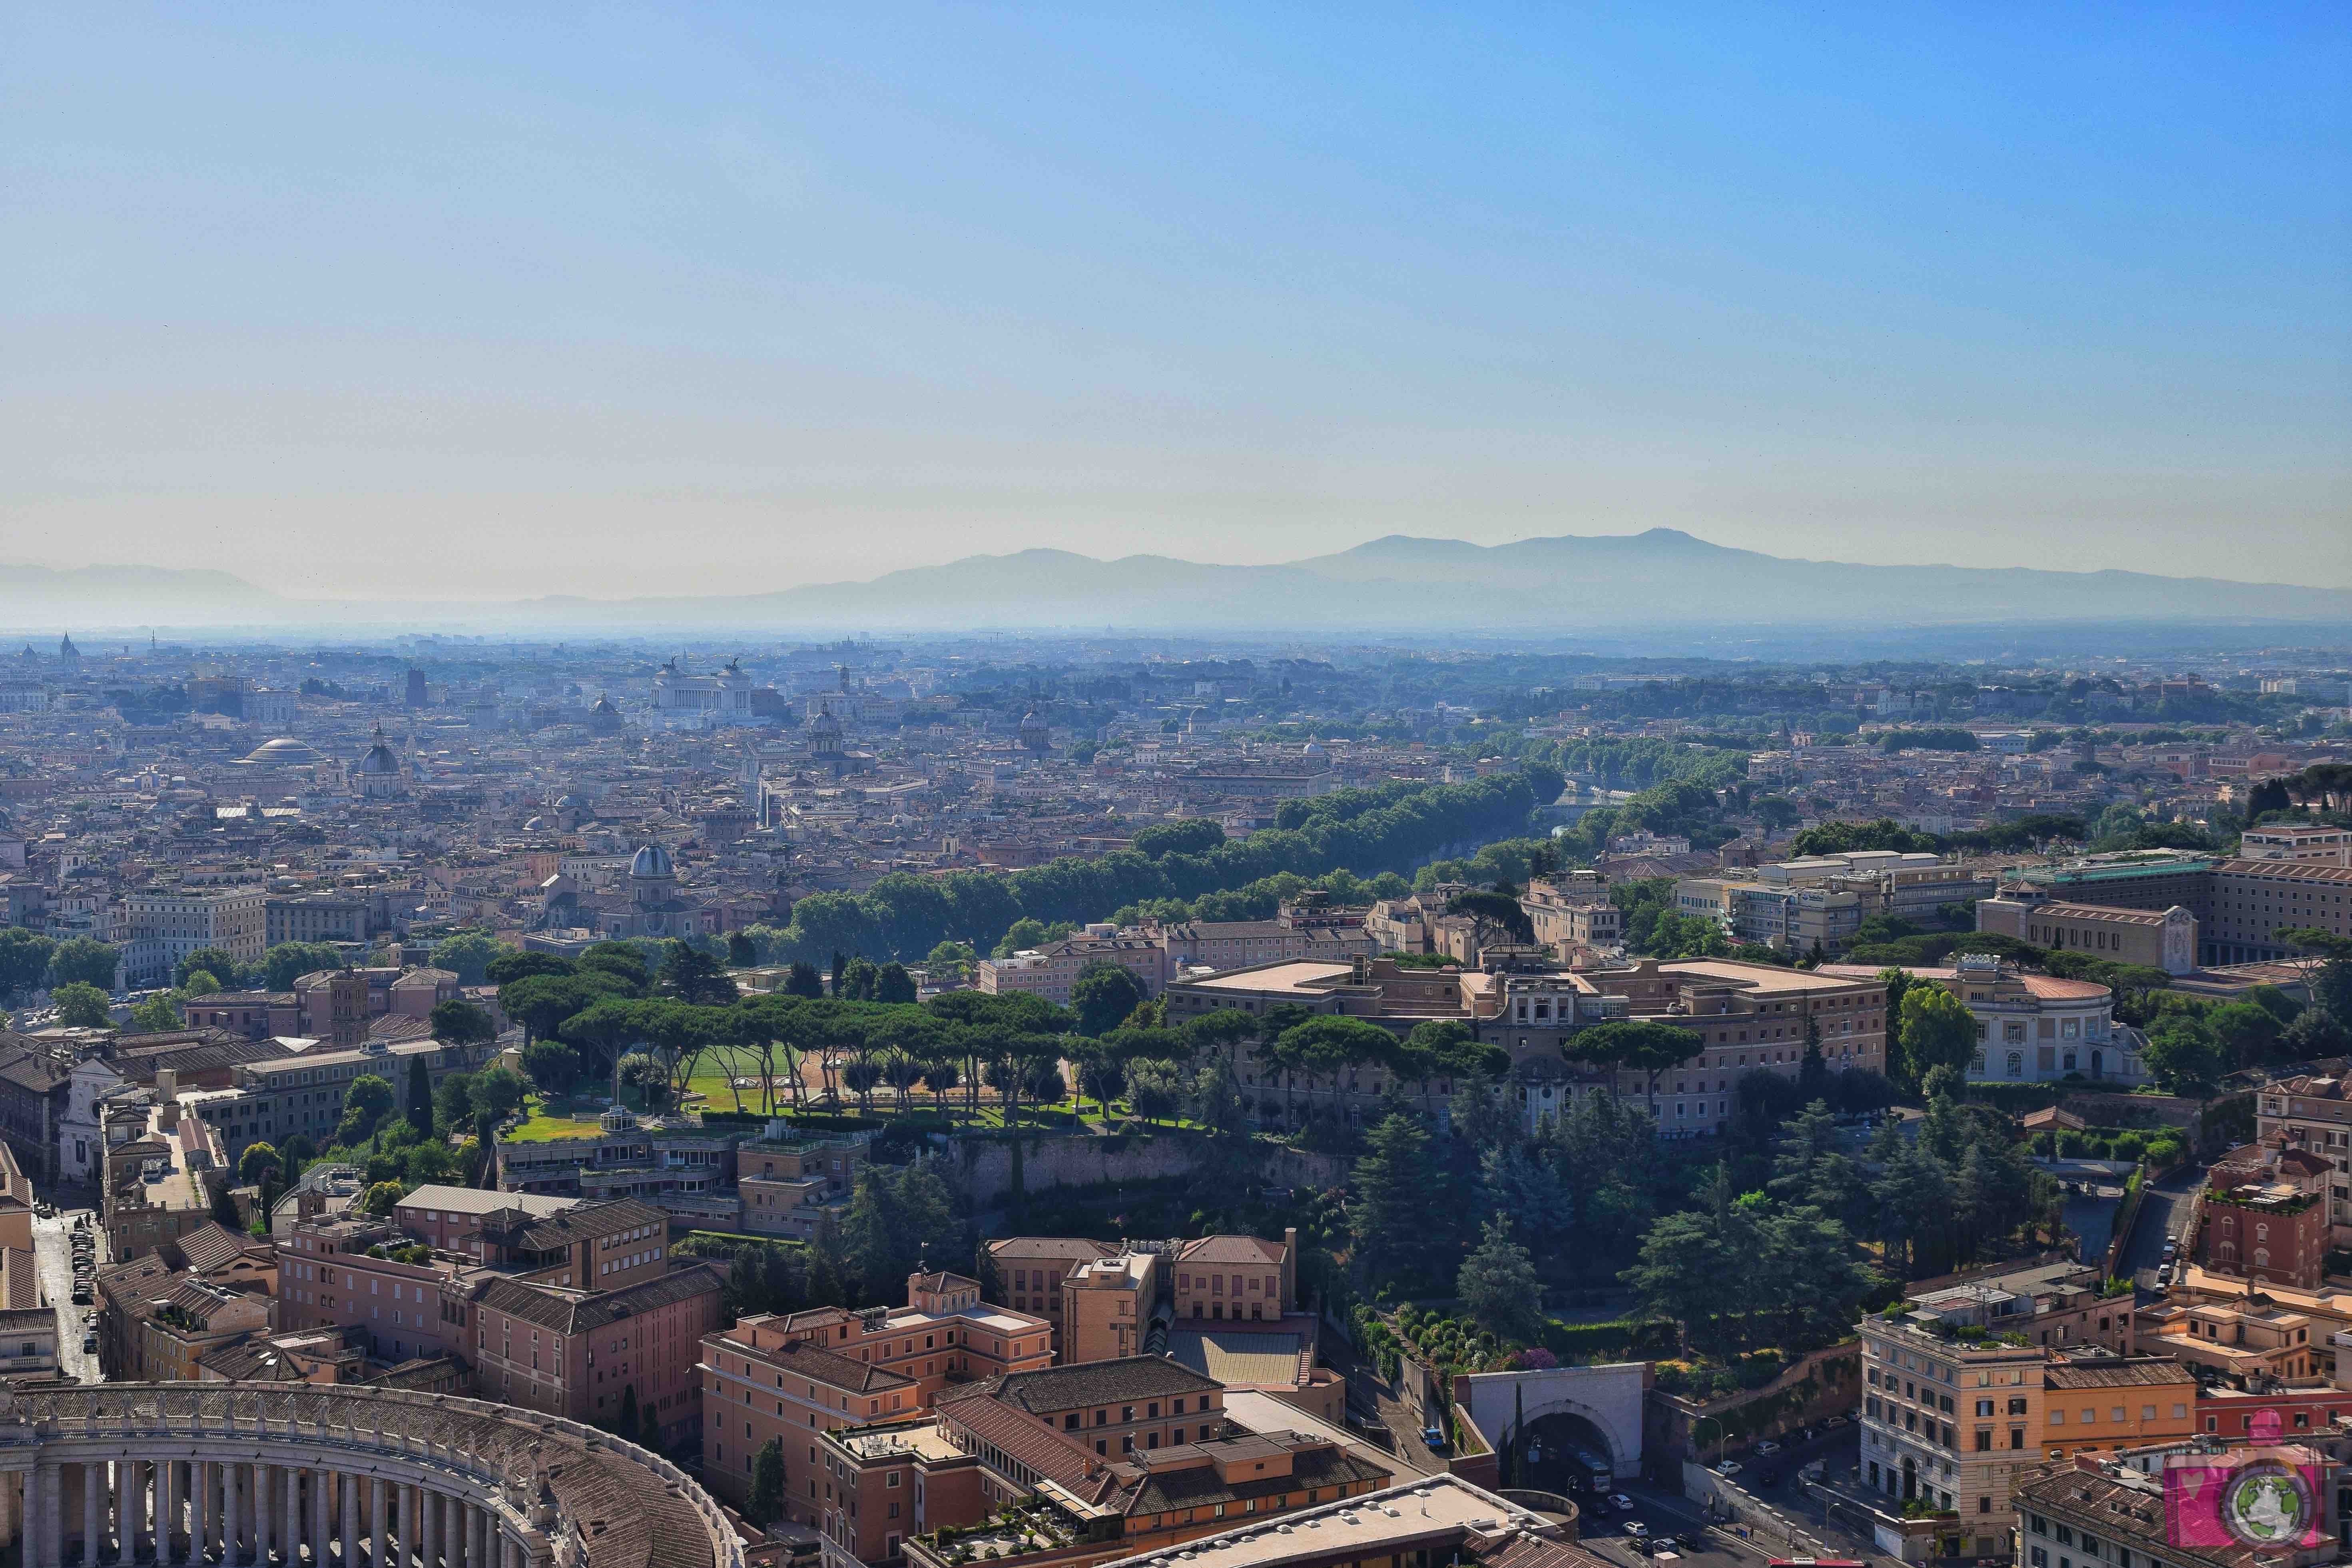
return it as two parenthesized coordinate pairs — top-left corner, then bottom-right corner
(3, 4), (2346, 598)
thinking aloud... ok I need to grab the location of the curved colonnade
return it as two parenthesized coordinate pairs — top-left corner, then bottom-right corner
(0, 1383), (736, 1568)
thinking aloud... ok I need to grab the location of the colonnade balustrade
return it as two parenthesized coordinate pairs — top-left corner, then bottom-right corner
(0, 1383), (741, 1568)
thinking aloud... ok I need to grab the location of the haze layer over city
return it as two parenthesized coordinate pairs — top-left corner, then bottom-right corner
(0, 12), (2348, 1568)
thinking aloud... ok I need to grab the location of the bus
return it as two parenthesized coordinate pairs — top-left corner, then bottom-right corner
(1571, 1448), (1612, 1490)
(1768, 1558), (1867, 1567)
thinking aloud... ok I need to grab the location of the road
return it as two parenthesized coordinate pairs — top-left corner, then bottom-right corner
(34, 1206), (105, 1385)
(1576, 1439), (1898, 1568)
(2117, 1164), (2204, 1286)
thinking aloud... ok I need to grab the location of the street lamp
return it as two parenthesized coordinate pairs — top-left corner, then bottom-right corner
(1694, 1415), (1728, 1470)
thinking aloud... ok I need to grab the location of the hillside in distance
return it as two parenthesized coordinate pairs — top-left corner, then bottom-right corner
(554, 528), (2352, 628)
(8, 530), (2349, 631)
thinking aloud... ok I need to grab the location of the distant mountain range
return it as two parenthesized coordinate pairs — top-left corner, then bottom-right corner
(8, 530), (2350, 632)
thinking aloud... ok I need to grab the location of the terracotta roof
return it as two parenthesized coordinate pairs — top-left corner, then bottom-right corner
(722, 1329), (915, 1395)
(937, 1393), (1104, 1489)
(985, 1356), (1223, 1417)
(2043, 1358), (2195, 1389)
(910, 1270), (981, 1293)
(1126, 1437), (1389, 1516)
(1178, 1235), (1285, 1266)
(475, 1263), (722, 1337)
(986, 1237), (1116, 1262)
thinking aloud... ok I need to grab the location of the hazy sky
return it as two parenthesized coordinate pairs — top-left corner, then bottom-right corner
(4, 4), (2348, 600)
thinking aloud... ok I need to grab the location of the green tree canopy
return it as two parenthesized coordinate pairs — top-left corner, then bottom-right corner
(1070, 961), (1149, 1038)
(263, 941), (346, 991)
(431, 929), (502, 986)
(176, 947), (244, 990)
(343, 1073), (396, 1136)
(48, 938), (118, 991)
(1457, 1214), (1546, 1343)
(1895, 983), (1978, 1092)
(52, 982), (112, 1029)
(430, 997), (497, 1047)
(0, 929), (54, 997)
(485, 950), (575, 987)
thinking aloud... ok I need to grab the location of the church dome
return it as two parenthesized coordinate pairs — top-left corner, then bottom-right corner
(811, 705), (842, 736)
(358, 724), (399, 775)
(239, 736), (325, 768)
(630, 842), (676, 879)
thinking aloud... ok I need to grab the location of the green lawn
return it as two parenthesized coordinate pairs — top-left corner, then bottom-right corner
(501, 1096), (615, 1142)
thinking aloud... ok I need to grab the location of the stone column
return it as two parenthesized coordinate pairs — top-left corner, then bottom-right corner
(37, 1461), (61, 1568)
(193, 1460), (213, 1564)
(253, 1464), (269, 1566)
(317, 1466), (335, 1568)
(287, 1464), (304, 1568)
(135, 1459), (153, 1562)
(340, 1471), (357, 1568)
(421, 1488), (438, 1568)
(80, 1458), (100, 1568)
(158, 1456), (177, 1566)
(371, 1478), (387, 1568)
(397, 1483), (413, 1568)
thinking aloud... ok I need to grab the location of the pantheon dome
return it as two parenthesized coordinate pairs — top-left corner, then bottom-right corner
(238, 737), (326, 769)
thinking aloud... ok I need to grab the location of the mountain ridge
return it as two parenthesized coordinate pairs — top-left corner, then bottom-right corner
(5, 530), (2347, 629)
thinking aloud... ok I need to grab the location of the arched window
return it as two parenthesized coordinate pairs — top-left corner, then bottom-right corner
(2006, 1052), (2023, 1078)
(2254, 1249), (2270, 1270)
(2256, 1223), (2269, 1243)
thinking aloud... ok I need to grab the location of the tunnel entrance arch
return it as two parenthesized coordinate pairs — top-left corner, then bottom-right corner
(1513, 1410), (1616, 1494)
(1458, 1364), (1645, 1485)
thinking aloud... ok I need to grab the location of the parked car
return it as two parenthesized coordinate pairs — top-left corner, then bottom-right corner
(1759, 1470), (1781, 1488)
(1608, 1495), (1636, 1513)
(1823, 1414), (1850, 1427)
(1755, 1440), (1782, 1454)
(1624, 1522), (1650, 1538)
(1714, 1461), (1742, 1477)
(1421, 1425), (1450, 1455)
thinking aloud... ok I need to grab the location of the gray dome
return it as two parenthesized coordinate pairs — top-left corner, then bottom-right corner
(239, 737), (324, 767)
(631, 842), (675, 879)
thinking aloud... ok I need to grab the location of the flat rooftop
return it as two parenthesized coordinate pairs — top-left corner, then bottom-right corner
(1099, 1475), (1553, 1568)
(1184, 963), (1353, 994)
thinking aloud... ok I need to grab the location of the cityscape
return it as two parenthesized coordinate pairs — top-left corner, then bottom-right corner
(2, 10), (2348, 1568)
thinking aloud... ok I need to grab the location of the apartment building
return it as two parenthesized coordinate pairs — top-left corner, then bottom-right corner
(2016, 1451), (2340, 1568)
(123, 884), (268, 986)
(275, 1195), (674, 1366)
(2240, 824), (2352, 867)
(186, 1035), (487, 1168)
(1860, 1262), (2137, 1553)
(2136, 1296), (2327, 1387)
(2206, 859), (2352, 965)
(473, 1263), (724, 1440)
(264, 891), (370, 945)
(2037, 1359), (2197, 1459)
(737, 1128), (869, 1240)
(1062, 1249), (1162, 1365)
(2195, 1142), (2332, 1290)
(978, 934), (1170, 1005)
(699, 1271), (1054, 1517)
(1676, 851), (1997, 955)
(2254, 1076), (2352, 1246)
(1171, 1233), (1292, 1323)
(985, 1237), (1118, 1353)
(1519, 875), (1622, 957)
(1824, 955), (2141, 1087)
(1164, 953), (1882, 1139)
(1976, 897), (2199, 975)
(1152, 917), (1373, 973)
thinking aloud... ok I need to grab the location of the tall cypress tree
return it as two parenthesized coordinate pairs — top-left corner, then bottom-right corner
(406, 1054), (435, 1139)
(748, 1438), (785, 1525)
